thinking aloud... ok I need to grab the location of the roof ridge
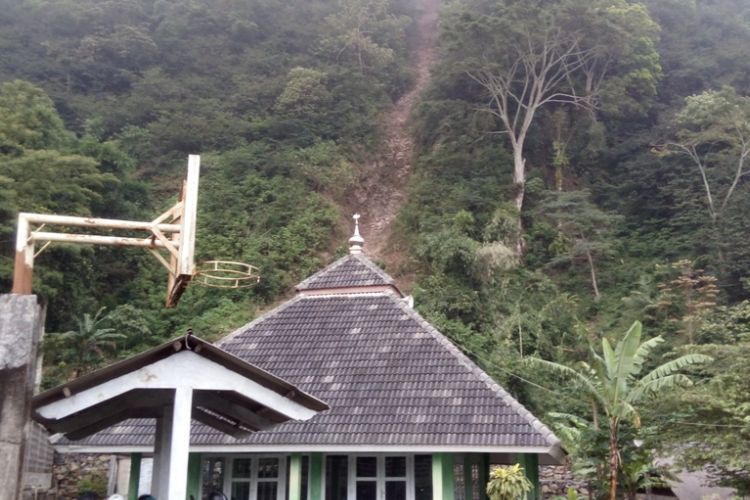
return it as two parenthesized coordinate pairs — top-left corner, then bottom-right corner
(295, 253), (396, 291)
(388, 295), (561, 450)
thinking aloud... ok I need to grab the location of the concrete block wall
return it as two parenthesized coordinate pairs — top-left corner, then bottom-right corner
(0, 294), (45, 500)
(22, 422), (55, 492)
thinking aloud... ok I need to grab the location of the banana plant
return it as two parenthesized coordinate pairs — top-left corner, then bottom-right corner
(527, 321), (712, 500)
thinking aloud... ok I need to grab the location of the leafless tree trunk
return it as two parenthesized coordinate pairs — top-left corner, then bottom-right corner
(466, 28), (598, 256)
(664, 137), (750, 266)
(585, 246), (601, 302)
(666, 129), (750, 221)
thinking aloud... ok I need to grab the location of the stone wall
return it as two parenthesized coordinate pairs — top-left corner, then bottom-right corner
(46, 453), (113, 500)
(540, 464), (591, 498)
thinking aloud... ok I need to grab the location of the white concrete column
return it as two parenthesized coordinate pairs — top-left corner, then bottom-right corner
(160, 387), (192, 500)
(151, 406), (170, 497)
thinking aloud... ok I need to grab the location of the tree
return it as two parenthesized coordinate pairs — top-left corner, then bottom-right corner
(527, 321), (712, 500)
(658, 87), (750, 262)
(655, 259), (718, 344)
(541, 190), (621, 302)
(275, 67), (332, 117)
(654, 301), (750, 494)
(54, 307), (125, 377)
(0, 80), (70, 153)
(321, 0), (409, 74)
(441, 0), (660, 255)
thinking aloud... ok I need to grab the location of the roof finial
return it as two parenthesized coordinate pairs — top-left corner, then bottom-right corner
(349, 213), (364, 254)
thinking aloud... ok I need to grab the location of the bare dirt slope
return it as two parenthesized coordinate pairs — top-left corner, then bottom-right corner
(351, 0), (440, 274)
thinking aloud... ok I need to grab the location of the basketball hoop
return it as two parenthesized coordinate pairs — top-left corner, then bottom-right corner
(11, 155), (261, 308)
(194, 260), (260, 289)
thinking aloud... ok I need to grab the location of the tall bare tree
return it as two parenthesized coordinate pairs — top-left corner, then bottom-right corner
(466, 25), (596, 255)
(442, 0), (660, 255)
(660, 87), (750, 228)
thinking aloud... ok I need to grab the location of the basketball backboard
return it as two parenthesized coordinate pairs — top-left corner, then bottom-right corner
(165, 155), (199, 307)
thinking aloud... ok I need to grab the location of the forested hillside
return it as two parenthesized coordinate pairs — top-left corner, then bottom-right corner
(1, 0), (749, 495)
(0, 0), (416, 345)
(403, 0), (750, 493)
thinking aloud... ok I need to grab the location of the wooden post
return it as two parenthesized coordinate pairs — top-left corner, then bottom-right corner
(289, 453), (303, 500)
(128, 453), (142, 500)
(432, 453), (454, 500)
(152, 388), (194, 499)
(309, 453), (323, 500)
(151, 410), (168, 496)
(180, 155), (200, 277)
(12, 215), (33, 294)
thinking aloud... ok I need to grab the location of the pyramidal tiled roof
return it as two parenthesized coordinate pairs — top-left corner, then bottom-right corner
(57, 253), (562, 459)
(296, 254), (395, 291)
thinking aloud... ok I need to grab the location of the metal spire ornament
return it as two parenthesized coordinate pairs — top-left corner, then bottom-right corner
(349, 214), (364, 254)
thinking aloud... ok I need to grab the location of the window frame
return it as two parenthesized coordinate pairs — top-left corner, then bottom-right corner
(344, 454), (414, 500)
(223, 454), (288, 500)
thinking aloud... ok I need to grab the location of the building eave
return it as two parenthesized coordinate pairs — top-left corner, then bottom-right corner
(52, 443), (565, 464)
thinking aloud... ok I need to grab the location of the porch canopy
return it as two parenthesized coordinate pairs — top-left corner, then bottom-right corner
(32, 333), (328, 500)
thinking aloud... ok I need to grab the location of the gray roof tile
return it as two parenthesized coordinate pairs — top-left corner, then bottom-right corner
(296, 254), (394, 290)
(60, 255), (559, 453)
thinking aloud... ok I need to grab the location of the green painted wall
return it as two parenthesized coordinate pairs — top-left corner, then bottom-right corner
(309, 453), (323, 500)
(186, 453), (203, 500)
(431, 453), (455, 500)
(128, 453), (141, 500)
(516, 454), (540, 500)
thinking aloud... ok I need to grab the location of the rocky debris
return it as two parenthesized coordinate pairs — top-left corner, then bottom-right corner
(352, 0), (440, 269)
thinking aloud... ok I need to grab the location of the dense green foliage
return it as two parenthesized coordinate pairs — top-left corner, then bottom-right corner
(2, 0), (750, 494)
(401, 0), (750, 494)
(486, 464), (533, 500)
(529, 321), (712, 499)
(0, 0), (415, 374)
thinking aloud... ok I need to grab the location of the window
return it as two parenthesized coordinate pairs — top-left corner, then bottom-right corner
(345, 456), (412, 500)
(453, 463), (465, 500)
(384, 457), (406, 500)
(355, 457), (377, 500)
(228, 456), (286, 500)
(326, 456), (349, 500)
(285, 456), (309, 500)
(413, 456), (432, 500)
(202, 457), (226, 500)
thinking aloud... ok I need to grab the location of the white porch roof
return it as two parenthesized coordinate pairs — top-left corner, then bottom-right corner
(32, 333), (327, 499)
